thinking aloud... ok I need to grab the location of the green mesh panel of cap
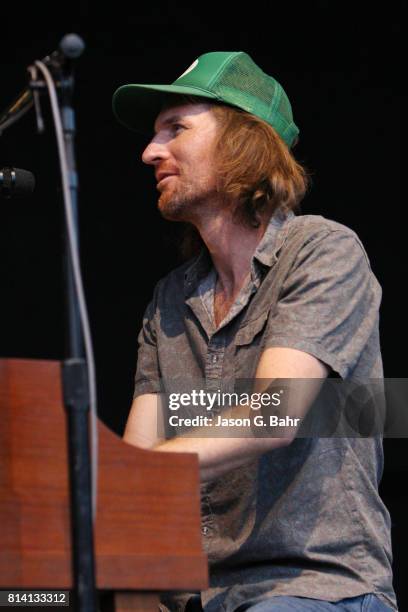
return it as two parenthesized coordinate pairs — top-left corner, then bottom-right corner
(275, 92), (298, 145)
(211, 52), (298, 146)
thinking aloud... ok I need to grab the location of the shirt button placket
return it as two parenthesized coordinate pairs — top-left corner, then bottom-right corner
(206, 334), (225, 386)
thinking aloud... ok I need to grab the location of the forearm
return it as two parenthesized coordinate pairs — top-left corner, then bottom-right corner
(137, 361), (327, 481)
(153, 425), (290, 482)
(152, 374), (327, 481)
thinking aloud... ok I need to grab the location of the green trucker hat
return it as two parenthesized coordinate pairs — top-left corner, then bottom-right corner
(112, 51), (299, 148)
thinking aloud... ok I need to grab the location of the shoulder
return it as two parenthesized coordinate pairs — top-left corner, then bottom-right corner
(147, 254), (200, 309)
(278, 215), (382, 305)
(282, 214), (373, 268)
(285, 213), (361, 239)
(161, 255), (199, 289)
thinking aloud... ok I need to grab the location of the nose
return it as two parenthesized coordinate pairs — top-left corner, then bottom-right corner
(141, 136), (170, 166)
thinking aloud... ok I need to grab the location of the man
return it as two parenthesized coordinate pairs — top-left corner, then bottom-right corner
(112, 52), (397, 611)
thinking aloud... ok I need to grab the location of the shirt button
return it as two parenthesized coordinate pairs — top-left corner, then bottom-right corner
(201, 526), (210, 535)
(212, 355), (218, 363)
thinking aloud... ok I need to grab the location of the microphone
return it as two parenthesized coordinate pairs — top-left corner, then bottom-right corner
(42, 33), (85, 73)
(0, 34), (85, 132)
(0, 167), (35, 198)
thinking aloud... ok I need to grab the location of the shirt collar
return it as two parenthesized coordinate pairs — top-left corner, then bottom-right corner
(184, 247), (212, 296)
(184, 209), (295, 295)
(253, 208), (295, 268)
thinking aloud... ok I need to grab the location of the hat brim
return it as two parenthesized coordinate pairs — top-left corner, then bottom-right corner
(112, 84), (220, 135)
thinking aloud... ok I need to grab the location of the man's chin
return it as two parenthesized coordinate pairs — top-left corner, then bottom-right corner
(158, 195), (191, 222)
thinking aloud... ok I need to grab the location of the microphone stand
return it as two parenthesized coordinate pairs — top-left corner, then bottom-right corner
(60, 63), (98, 612)
(30, 40), (98, 612)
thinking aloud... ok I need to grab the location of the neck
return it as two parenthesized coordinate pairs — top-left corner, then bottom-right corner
(194, 209), (270, 297)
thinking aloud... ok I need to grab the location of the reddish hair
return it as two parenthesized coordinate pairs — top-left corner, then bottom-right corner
(160, 95), (311, 257)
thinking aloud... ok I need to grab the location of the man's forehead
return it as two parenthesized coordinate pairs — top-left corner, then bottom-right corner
(153, 101), (213, 133)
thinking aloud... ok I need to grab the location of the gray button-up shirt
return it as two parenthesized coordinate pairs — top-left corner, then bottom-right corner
(133, 212), (397, 611)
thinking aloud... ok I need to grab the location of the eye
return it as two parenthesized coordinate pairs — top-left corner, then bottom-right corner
(172, 123), (185, 133)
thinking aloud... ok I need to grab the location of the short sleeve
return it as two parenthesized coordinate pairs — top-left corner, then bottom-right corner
(263, 229), (382, 379)
(133, 284), (162, 398)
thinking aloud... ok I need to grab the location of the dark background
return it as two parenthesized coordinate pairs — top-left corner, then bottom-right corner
(1, 2), (406, 608)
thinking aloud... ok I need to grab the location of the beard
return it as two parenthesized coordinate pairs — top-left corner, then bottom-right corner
(157, 175), (218, 222)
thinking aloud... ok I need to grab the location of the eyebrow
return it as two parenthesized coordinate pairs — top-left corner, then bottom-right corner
(153, 113), (184, 134)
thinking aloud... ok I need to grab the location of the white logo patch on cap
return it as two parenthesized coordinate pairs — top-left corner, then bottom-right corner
(178, 59), (198, 79)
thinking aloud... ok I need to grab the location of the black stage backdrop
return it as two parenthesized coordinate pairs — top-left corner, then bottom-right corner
(1, 2), (406, 608)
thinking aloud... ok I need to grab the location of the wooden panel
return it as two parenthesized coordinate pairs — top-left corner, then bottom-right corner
(0, 358), (72, 586)
(0, 358), (208, 593)
(114, 592), (160, 612)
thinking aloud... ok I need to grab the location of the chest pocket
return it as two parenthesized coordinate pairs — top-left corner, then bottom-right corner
(232, 223), (323, 379)
(234, 310), (270, 379)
